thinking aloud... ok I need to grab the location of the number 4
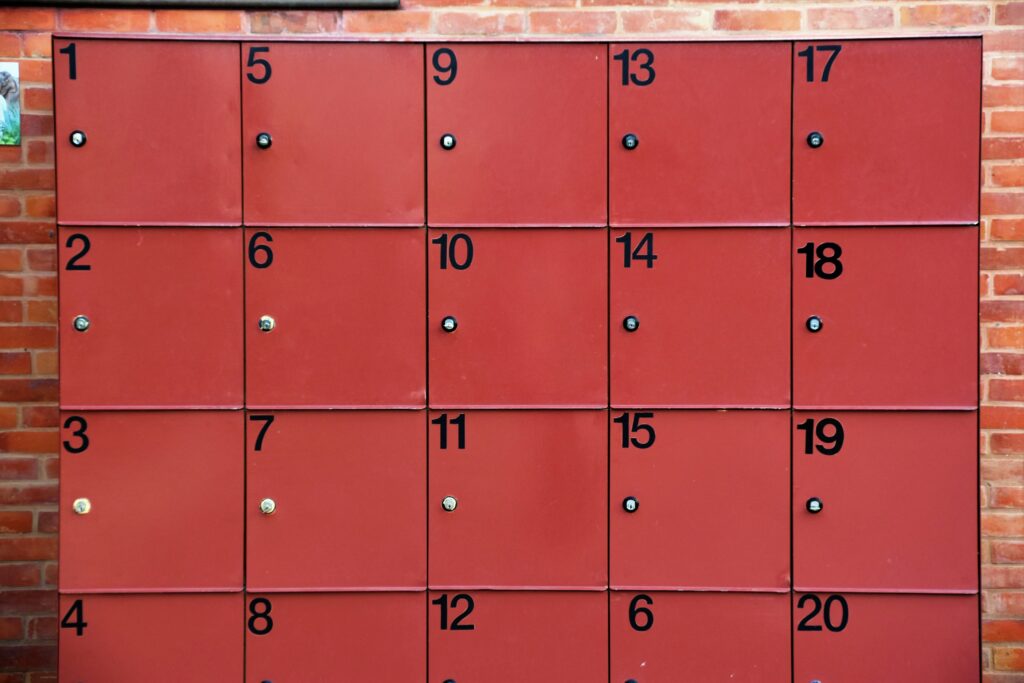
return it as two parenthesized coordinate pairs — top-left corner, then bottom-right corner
(60, 599), (88, 637)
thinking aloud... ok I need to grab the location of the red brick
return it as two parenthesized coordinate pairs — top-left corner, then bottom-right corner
(25, 247), (55, 272)
(20, 114), (53, 137)
(529, 10), (617, 33)
(996, 2), (1024, 25)
(983, 192), (1024, 216)
(247, 10), (339, 33)
(26, 275), (57, 297)
(0, 538), (57, 562)
(0, 565), (38, 590)
(0, 34), (19, 58)
(490, 0), (574, 7)
(341, 10), (432, 32)
(0, 170), (54, 192)
(990, 218), (1024, 240)
(0, 431), (57, 455)
(154, 9), (242, 32)
(985, 566), (1024, 588)
(620, 9), (707, 32)
(985, 618), (1024, 642)
(986, 85), (1024, 108)
(714, 9), (799, 31)
(32, 351), (55, 376)
(984, 300), (1024, 323)
(0, 248), (21, 271)
(982, 458), (1024, 484)
(0, 147), (21, 163)
(585, 0), (666, 7)
(987, 591), (1024, 616)
(900, 3), (990, 27)
(993, 56), (1024, 81)
(18, 60), (51, 86)
(0, 379), (58, 403)
(0, 512), (32, 534)
(984, 511), (1024, 535)
(984, 247), (1024, 271)
(984, 137), (1024, 161)
(0, 198), (20, 219)
(435, 11), (526, 34)
(993, 540), (1024, 563)
(21, 87), (52, 114)
(21, 406), (56, 429)
(992, 113), (1024, 136)
(25, 301), (54, 325)
(25, 141), (52, 165)
(59, 8), (152, 32)
(0, 618), (20, 641)
(807, 6), (893, 29)
(992, 379), (1024, 401)
(40, 457), (56, 481)
(0, 9), (55, 30)
(983, 406), (1024, 429)
(0, 327), (55, 350)
(0, 301), (20, 323)
(982, 352), (1024, 375)
(987, 29), (1024, 52)
(994, 646), (1024, 670)
(20, 34), (50, 59)
(0, 485), (57, 505)
(0, 644), (56, 670)
(0, 276), (22, 296)
(0, 408), (16, 430)
(25, 616), (54, 640)
(36, 512), (56, 535)
(0, 456), (38, 479)
(28, 672), (57, 683)
(992, 165), (1024, 188)
(0, 353), (31, 375)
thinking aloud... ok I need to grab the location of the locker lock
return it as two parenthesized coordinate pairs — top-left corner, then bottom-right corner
(440, 133), (457, 150)
(806, 497), (823, 514)
(259, 498), (277, 515)
(69, 130), (87, 148)
(441, 496), (458, 512)
(807, 131), (824, 149)
(623, 496), (639, 513)
(626, 680), (639, 683)
(72, 315), (90, 332)
(444, 680), (457, 683)
(256, 132), (272, 149)
(72, 498), (91, 515)
(806, 315), (823, 333)
(623, 315), (640, 332)
(258, 315), (276, 333)
(622, 133), (639, 151)
(441, 315), (458, 333)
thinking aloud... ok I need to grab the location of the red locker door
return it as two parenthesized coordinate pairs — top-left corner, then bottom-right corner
(793, 411), (977, 593)
(793, 38), (981, 225)
(429, 410), (606, 589)
(429, 591), (607, 681)
(793, 227), (978, 409)
(245, 228), (425, 409)
(59, 227), (244, 409)
(242, 43), (424, 226)
(247, 411), (425, 591)
(426, 44), (606, 226)
(793, 593), (979, 682)
(611, 229), (790, 408)
(59, 594), (242, 682)
(245, 593), (425, 682)
(611, 410), (789, 590)
(609, 43), (790, 226)
(54, 39), (241, 226)
(429, 229), (606, 408)
(60, 411), (243, 592)
(611, 592), (790, 682)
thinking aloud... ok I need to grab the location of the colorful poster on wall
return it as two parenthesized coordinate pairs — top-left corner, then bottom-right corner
(0, 62), (20, 146)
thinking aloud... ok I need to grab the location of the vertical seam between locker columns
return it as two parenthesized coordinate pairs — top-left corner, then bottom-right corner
(605, 41), (613, 683)
(975, 36), (983, 681)
(422, 41), (430, 683)
(788, 39), (796, 683)
(237, 39), (249, 683)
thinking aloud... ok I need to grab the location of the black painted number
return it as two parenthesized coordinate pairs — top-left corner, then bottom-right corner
(797, 241), (843, 280)
(628, 594), (654, 631)
(246, 46), (272, 84)
(432, 233), (473, 270)
(798, 44), (842, 83)
(613, 48), (655, 87)
(60, 599), (87, 637)
(59, 42), (77, 81)
(65, 234), (91, 271)
(247, 597), (273, 635)
(797, 417), (844, 456)
(432, 593), (475, 630)
(431, 413), (466, 450)
(250, 415), (275, 452)
(613, 411), (656, 449)
(62, 416), (89, 454)
(616, 232), (657, 269)
(248, 231), (274, 269)
(432, 48), (458, 86)
(797, 594), (849, 632)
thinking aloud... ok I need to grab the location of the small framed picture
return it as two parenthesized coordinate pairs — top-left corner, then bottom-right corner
(0, 62), (20, 146)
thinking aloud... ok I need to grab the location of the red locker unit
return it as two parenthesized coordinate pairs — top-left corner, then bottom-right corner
(793, 38), (981, 225)
(793, 227), (978, 409)
(611, 592), (791, 682)
(58, 227), (244, 409)
(242, 43), (424, 226)
(793, 411), (977, 593)
(59, 411), (243, 592)
(611, 228), (790, 408)
(609, 42), (791, 226)
(429, 410), (606, 589)
(429, 229), (607, 408)
(428, 591), (608, 681)
(246, 411), (425, 591)
(611, 410), (790, 591)
(59, 594), (243, 682)
(54, 39), (241, 226)
(245, 593), (425, 682)
(245, 228), (425, 408)
(793, 593), (980, 682)
(426, 43), (606, 226)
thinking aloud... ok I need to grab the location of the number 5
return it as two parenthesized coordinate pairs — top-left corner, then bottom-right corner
(246, 47), (272, 85)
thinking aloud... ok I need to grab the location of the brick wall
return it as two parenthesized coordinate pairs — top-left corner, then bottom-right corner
(0, 2), (1021, 680)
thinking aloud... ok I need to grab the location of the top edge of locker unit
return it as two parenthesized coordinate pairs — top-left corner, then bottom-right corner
(51, 33), (984, 43)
